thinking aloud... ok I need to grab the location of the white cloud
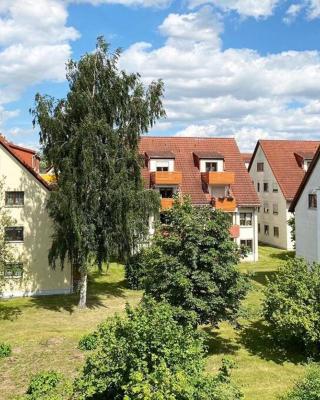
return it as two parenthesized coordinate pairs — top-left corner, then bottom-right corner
(68, 0), (171, 7)
(283, 3), (303, 24)
(306, 0), (320, 19)
(120, 7), (320, 150)
(188, 0), (280, 18)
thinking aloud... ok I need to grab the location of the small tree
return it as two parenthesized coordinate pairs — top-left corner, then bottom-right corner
(280, 365), (320, 400)
(263, 257), (320, 354)
(126, 197), (249, 326)
(288, 216), (295, 249)
(73, 298), (242, 400)
(31, 37), (164, 307)
(0, 177), (15, 294)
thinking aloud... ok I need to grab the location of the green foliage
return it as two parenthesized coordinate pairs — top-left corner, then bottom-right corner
(126, 197), (249, 326)
(263, 257), (320, 354)
(78, 332), (98, 351)
(280, 365), (320, 399)
(73, 298), (242, 400)
(0, 342), (11, 358)
(31, 36), (164, 306)
(22, 370), (72, 400)
(288, 217), (296, 249)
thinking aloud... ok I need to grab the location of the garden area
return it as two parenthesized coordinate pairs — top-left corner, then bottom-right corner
(0, 245), (308, 400)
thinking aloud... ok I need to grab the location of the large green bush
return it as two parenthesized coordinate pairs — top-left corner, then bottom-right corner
(263, 257), (320, 354)
(73, 298), (242, 399)
(125, 198), (249, 326)
(280, 365), (320, 399)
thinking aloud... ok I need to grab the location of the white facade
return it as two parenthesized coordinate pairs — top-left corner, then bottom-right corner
(233, 208), (259, 262)
(294, 157), (320, 263)
(249, 146), (294, 250)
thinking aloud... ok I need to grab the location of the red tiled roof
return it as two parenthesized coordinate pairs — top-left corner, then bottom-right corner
(249, 140), (320, 201)
(241, 153), (252, 164)
(145, 150), (176, 159)
(0, 135), (50, 190)
(139, 137), (260, 207)
(290, 145), (320, 212)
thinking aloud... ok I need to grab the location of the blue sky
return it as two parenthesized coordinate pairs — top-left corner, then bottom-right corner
(1, 0), (320, 151)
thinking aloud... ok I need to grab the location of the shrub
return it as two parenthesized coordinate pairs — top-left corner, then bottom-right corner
(125, 197), (249, 326)
(22, 370), (71, 400)
(280, 365), (320, 399)
(78, 333), (98, 351)
(73, 298), (242, 399)
(263, 258), (320, 354)
(0, 342), (11, 358)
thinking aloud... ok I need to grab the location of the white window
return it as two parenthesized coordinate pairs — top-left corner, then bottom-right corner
(264, 225), (269, 236)
(274, 226), (279, 238)
(240, 239), (253, 253)
(205, 162), (218, 172)
(240, 212), (252, 226)
(273, 203), (278, 215)
(264, 202), (269, 214)
(5, 191), (24, 206)
(309, 193), (317, 209)
(272, 183), (278, 193)
(4, 263), (23, 278)
(156, 161), (169, 171)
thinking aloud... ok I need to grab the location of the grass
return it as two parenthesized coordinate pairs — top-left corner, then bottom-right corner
(0, 245), (307, 399)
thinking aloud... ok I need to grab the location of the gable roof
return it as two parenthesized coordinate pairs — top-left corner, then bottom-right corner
(0, 135), (50, 190)
(249, 140), (320, 201)
(139, 136), (260, 207)
(289, 145), (320, 212)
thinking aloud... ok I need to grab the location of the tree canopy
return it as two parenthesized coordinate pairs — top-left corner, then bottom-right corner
(31, 37), (165, 307)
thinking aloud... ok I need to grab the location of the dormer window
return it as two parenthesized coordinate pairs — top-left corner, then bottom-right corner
(145, 151), (175, 172)
(294, 152), (315, 172)
(156, 161), (169, 172)
(193, 151), (224, 173)
(205, 162), (218, 172)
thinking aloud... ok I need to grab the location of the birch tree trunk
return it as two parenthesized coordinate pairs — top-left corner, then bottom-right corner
(78, 269), (87, 309)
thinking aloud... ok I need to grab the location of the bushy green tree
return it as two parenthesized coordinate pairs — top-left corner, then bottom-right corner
(31, 37), (164, 307)
(126, 197), (248, 326)
(263, 258), (320, 354)
(73, 298), (242, 400)
(280, 365), (320, 400)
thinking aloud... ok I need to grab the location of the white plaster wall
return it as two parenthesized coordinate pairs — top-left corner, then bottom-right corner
(295, 158), (320, 263)
(199, 159), (224, 172)
(149, 159), (175, 172)
(234, 207), (258, 262)
(0, 146), (72, 297)
(249, 146), (293, 250)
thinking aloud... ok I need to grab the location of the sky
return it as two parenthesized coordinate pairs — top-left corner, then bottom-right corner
(1, 1), (320, 151)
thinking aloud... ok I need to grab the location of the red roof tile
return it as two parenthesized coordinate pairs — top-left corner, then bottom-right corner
(241, 153), (252, 164)
(250, 140), (320, 201)
(139, 137), (260, 207)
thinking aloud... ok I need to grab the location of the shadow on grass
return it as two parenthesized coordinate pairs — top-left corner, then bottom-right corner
(203, 326), (241, 356)
(251, 271), (278, 286)
(269, 250), (295, 261)
(238, 319), (306, 365)
(0, 304), (22, 321)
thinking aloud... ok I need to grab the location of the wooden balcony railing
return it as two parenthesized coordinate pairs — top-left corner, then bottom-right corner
(201, 171), (235, 185)
(161, 198), (174, 209)
(151, 171), (182, 186)
(214, 197), (237, 212)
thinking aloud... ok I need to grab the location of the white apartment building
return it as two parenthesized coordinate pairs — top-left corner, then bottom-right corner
(249, 140), (320, 250)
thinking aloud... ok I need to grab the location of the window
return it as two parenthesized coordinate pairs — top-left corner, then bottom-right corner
(156, 161), (169, 172)
(257, 162), (264, 172)
(240, 239), (253, 253)
(264, 225), (269, 236)
(257, 207), (260, 213)
(263, 182), (269, 192)
(159, 188), (174, 199)
(258, 223), (260, 234)
(274, 226), (279, 238)
(273, 203), (278, 215)
(308, 193), (317, 209)
(272, 183), (278, 193)
(240, 212), (252, 226)
(4, 227), (24, 242)
(205, 162), (218, 172)
(5, 191), (24, 206)
(257, 182), (260, 192)
(4, 263), (23, 278)
(264, 202), (269, 213)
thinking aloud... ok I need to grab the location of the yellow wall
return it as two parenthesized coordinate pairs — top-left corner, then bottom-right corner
(0, 146), (72, 298)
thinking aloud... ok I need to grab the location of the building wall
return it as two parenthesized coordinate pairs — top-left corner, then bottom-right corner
(295, 158), (320, 263)
(249, 146), (294, 250)
(0, 146), (72, 298)
(234, 207), (258, 262)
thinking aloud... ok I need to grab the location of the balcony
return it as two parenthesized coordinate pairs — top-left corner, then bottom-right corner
(151, 171), (182, 186)
(201, 171), (235, 185)
(229, 224), (240, 239)
(214, 197), (237, 212)
(161, 198), (174, 209)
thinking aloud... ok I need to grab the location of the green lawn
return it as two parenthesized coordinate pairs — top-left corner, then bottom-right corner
(0, 246), (307, 399)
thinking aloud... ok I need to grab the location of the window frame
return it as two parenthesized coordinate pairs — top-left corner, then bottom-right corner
(159, 187), (174, 199)
(240, 212), (253, 226)
(273, 226), (279, 238)
(264, 224), (269, 236)
(272, 203), (279, 215)
(257, 162), (264, 172)
(263, 182), (269, 193)
(308, 193), (317, 209)
(5, 191), (24, 207)
(257, 182), (260, 192)
(272, 183), (278, 193)
(205, 162), (218, 172)
(240, 239), (253, 253)
(3, 263), (23, 278)
(4, 226), (24, 242)
(263, 202), (269, 214)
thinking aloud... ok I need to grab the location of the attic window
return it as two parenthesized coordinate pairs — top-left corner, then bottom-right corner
(205, 162), (218, 172)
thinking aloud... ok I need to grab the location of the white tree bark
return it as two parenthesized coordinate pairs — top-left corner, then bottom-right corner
(78, 269), (87, 309)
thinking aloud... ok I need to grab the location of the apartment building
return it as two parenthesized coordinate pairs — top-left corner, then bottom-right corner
(0, 136), (72, 298)
(249, 140), (320, 250)
(140, 137), (260, 261)
(290, 146), (320, 263)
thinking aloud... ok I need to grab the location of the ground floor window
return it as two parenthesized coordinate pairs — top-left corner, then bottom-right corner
(258, 223), (260, 234)
(4, 263), (23, 278)
(159, 187), (174, 198)
(4, 227), (24, 242)
(264, 225), (269, 236)
(274, 226), (279, 238)
(240, 239), (253, 253)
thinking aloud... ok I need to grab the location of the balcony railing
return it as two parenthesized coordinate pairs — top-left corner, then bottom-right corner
(151, 171), (182, 186)
(161, 198), (174, 209)
(213, 196), (237, 212)
(201, 171), (235, 185)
